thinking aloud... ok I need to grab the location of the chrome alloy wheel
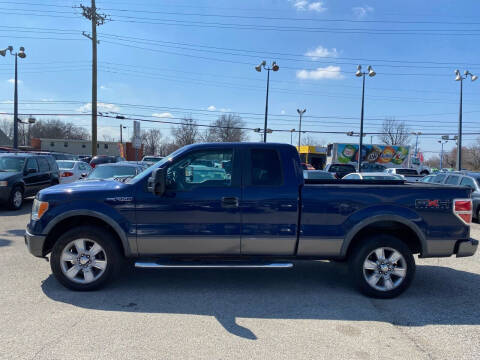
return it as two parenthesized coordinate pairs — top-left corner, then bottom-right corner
(13, 190), (22, 208)
(60, 239), (108, 284)
(362, 247), (407, 292)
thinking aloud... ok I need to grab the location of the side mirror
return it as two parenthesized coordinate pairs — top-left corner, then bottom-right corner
(147, 167), (166, 196)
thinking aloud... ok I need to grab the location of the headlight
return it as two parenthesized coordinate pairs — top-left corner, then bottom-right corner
(31, 199), (49, 220)
(0, 181), (7, 187)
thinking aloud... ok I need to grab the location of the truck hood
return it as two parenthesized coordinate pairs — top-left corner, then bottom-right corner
(0, 171), (20, 181)
(38, 179), (130, 201)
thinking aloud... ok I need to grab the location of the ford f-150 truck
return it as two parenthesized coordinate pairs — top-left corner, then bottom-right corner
(25, 143), (478, 298)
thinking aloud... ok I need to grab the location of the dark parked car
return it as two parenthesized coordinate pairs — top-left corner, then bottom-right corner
(89, 155), (125, 168)
(86, 162), (147, 181)
(33, 152), (77, 161)
(0, 153), (59, 209)
(324, 163), (357, 178)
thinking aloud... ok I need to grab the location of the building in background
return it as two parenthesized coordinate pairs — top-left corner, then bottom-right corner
(30, 138), (143, 160)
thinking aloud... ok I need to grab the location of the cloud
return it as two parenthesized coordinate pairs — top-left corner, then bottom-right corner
(305, 46), (338, 60)
(76, 102), (120, 113)
(281, 110), (286, 115)
(152, 112), (173, 118)
(296, 66), (344, 80)
(291, 1), (326, 12)
(100, 85), (110, 91)
(352, 5), (374, 19)
(207, 105), (216, 111)
(1, 100), (13, 104)
(7, 79), (22, 85)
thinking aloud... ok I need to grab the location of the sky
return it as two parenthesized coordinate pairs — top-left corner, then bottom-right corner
(0, 0), (480, 159)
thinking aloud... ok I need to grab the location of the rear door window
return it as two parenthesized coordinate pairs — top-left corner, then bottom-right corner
(37, 157), (50, 172)
(460, 177), (476, 190)
(250, 149), (282, 186)
(445, 175), (460, 185)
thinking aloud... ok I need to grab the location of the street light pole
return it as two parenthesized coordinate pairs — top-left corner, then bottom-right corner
(255, 60), (279, 143)
(290, 128), (295, 145)
(455, 69), (477, 171)
(297, 108), (306, 147)
(355, 65), (376, 172)
(1, 46), (26, 149)
(438, 140), (447, 170)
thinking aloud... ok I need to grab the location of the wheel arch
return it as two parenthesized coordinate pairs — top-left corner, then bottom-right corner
(341, 215), (426, 258)
(43, 210), (134, 257)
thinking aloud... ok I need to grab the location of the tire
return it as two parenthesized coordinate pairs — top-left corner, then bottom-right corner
(8, 186), (24, 210)
(50, 226), (123, 291)
(349, 234), (415, 299)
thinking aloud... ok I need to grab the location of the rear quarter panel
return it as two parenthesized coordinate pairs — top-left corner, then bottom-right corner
(299, 183), (471, 258)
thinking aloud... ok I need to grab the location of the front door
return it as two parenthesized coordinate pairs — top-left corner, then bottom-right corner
(135, 147), (242, 255)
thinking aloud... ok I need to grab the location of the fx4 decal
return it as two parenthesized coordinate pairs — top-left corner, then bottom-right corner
(415, 199), (450, 209)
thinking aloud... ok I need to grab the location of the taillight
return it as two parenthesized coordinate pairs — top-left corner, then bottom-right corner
(61, 171), (74, 177)
(90, 163), (96, 168)
(453, 199), (472, 224)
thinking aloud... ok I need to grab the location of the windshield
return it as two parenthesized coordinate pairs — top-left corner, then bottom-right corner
(363, 175), (403, 180)
(57, 161), (75, 170)
(0, 157), (25, 172)
(143, 157), (163, 162)
(87, 165), (138, 180)
(128, 147), (184, 183)
(396, 169), (418, 175)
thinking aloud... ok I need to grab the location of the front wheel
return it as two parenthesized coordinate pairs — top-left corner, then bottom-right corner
(50, 226), (122, 291)
(349, 235), (415, 298)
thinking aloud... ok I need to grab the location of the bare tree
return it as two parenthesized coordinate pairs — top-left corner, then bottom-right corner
(380, 118), (411, 146)
(300, 134), (325, 146)
(0, 118), (13, 140)
(141, 128), (163, 155)
(171, 117), (199, 147)
(29, 119), (90, 140)
(202, 114), (248, 142)
(102, 134), (115, 142)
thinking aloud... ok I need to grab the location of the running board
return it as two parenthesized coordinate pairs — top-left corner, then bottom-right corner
(134, 261), (294, 269)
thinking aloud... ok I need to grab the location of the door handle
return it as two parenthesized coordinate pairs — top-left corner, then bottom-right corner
(221, 196), (239, 208)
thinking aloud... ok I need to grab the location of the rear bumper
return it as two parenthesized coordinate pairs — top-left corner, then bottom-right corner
(24, 228), (47, 258)
(455, 238), (478, 258)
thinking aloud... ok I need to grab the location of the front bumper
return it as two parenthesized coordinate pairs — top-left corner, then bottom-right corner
(456, 238), (479, 257)
(24, 228), (47, 258)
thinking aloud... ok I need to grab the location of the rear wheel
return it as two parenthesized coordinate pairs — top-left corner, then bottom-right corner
(349, 235), (415, 298)
(50, 226), (122, 291)
(8, 186), (23, 210)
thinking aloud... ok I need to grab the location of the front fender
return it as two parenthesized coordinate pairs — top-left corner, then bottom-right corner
(36, 201), (136, 257)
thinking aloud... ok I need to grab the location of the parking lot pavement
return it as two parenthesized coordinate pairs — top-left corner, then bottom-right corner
(1, 202), (480, 360)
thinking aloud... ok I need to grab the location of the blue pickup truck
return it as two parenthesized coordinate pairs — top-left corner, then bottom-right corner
(25, 143), (478, 298)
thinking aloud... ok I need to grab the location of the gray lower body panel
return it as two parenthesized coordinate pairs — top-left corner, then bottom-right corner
(296, 237), (343, 256)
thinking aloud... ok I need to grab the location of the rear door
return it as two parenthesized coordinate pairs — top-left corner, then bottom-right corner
(23, 158), (41, 196)
(36, 157), (52, 190)
(240, 147), (300, 255)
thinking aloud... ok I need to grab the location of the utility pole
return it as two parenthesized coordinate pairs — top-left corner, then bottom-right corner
(297, 109), (306, 147)
(80, 0), (108, 157)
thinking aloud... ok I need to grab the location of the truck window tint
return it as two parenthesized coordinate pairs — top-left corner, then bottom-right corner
(37, 157), (50, 172)
(250, 149), (282, 186)
(445, 175), (459, 185)
(396, 169), (418, 175)
(433, 174), (446, 183)
(167, 149), (233, 190)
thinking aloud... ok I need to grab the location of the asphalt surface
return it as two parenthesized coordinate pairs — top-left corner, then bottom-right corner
(1, 199), (479, 360)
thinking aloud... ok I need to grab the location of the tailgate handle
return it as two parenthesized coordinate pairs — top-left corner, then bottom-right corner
(221, 196), (239, 208)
